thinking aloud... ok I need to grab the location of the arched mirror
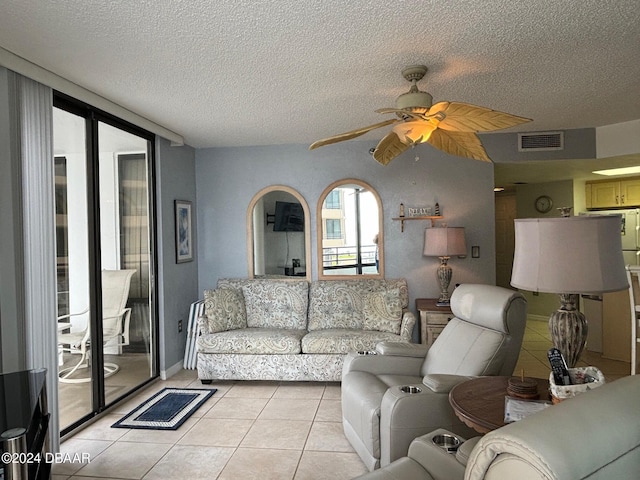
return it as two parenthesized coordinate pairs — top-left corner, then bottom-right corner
(317, 179), (383, 279)
(247, 185), (311, 280)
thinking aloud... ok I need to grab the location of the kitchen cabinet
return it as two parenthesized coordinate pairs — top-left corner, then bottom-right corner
(586, 177), (640, 209)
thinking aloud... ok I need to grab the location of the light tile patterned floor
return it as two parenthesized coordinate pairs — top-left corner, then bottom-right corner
(53, 319), (630, 480)
(53, 375), (368, 480)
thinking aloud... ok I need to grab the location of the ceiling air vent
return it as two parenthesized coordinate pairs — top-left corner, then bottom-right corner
(518, 131), (564, 152)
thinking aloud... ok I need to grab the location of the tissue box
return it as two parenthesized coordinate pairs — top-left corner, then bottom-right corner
(549, 366), (605, 404)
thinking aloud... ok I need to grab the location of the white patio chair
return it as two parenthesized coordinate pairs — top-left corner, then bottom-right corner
(58, 269), (135, 383)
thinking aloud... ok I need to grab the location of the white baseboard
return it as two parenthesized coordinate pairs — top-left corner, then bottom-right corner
(160, 360), (184, 380)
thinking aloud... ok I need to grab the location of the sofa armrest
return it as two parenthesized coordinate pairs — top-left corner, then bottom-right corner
(400, 311), (417, 342)
(422, 374), (476, 394)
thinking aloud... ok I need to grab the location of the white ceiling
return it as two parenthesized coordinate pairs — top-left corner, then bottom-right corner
(1, 1), (639, 176)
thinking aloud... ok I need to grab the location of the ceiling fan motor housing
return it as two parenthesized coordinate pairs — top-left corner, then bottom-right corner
(395, 89), (433, 111)
(396, 65), (433, 112)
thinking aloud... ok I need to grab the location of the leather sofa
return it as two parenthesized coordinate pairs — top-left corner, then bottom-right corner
(341, 284), (527, 470)
(355, 374), (640, 480)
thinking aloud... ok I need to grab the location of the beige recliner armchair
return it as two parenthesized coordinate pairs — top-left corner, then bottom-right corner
(341, 284), (527, 471)
(356, 375), (640, 480)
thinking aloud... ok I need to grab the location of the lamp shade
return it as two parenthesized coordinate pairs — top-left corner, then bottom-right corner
(511, 216), (628, 295)
(423, 227), (466, 257)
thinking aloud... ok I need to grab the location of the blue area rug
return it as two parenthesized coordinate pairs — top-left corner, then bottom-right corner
(112, 387), (216, 430)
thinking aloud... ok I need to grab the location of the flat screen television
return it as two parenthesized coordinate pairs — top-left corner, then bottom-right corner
(273, 201), (304, 232)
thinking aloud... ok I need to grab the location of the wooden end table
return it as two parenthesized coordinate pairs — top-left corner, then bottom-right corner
(415, 298), (453, 347)
(449, 376), (550, 434)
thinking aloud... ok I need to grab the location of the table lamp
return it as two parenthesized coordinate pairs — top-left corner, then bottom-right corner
(510, 213), (628, 367)
(423, 226), (466, 306)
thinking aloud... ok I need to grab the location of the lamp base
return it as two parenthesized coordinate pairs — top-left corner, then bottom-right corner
(436, 257), (452, 306)
(549, 293), (587, 368)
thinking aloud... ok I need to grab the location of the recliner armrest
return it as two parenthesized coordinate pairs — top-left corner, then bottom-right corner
(376, 342), (429, 357)
(343, 350), (424, 376)
(406, 429), (467, 480)
(422, 374), (475, 393)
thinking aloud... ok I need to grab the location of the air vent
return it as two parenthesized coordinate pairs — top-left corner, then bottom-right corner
(518, 131), (564, 152)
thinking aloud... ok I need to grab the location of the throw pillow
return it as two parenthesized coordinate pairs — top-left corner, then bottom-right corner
(203, 288), (247, 333)
(362, 288), (403, 334)
(241, 281), (309, 329)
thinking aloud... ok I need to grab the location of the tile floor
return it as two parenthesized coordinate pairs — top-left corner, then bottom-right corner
(53, 374), (368, 480)
(53, 319), (631, 480)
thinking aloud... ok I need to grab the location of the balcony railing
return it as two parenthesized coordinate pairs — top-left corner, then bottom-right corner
(321, 244), (377, 274)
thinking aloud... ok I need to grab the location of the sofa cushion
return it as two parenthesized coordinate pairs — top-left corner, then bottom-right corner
(242, 280), (309, 329)
(203, 288), (247, 332)
(362, 288), (402, 334)
(302, 329), (404, 354)
(197, 328), (305, 354)
(308, 279), (409, 331)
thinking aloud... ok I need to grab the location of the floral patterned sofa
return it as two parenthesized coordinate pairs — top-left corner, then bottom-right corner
(196, 278), (415, 382)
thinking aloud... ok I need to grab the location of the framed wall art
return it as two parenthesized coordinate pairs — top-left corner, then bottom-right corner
(175, 200), (193, 263)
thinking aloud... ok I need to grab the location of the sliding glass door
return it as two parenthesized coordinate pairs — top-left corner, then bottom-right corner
(53, 95), (158, 434)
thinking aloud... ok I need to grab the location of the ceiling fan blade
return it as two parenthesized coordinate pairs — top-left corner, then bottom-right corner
(309, 119), (399, 150)
(372, 132), (410, 166)
(433, 102), (532, 132)
(427, 129), (492, 162)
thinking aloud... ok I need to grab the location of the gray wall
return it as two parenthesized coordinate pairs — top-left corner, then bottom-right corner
(516, 180), (575, 317)
(156, 137), (198, 374)
(195, 139), (497, 327)
(483, 128), (596, 163)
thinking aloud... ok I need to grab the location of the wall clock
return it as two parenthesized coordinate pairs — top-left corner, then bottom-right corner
(534, 195), (553, 213)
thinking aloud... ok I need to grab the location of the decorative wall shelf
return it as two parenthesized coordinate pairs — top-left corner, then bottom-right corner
(392, 216), (443, 232)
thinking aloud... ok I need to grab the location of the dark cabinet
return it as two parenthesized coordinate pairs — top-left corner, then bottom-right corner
(0, 369), (50, 480)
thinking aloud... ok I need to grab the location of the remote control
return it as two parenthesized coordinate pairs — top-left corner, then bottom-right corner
(547, 348), (572, 385)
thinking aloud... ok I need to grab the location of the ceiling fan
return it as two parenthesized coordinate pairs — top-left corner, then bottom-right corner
(309, 65), (532, 165)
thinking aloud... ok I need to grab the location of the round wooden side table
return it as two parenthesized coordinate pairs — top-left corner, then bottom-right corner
(449, 376), (550, 434)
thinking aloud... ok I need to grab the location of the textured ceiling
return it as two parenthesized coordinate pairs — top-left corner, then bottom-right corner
(0, 0), (639, 150)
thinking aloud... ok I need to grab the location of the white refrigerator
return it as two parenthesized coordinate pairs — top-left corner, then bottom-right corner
(580, 208), (639, 357)
(581, 208), (640, 265)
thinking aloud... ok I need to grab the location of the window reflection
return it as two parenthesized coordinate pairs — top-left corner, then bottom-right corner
(317, 179), (383, 278)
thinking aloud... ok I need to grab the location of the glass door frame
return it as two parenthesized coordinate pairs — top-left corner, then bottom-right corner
(54, 92), (160, 435)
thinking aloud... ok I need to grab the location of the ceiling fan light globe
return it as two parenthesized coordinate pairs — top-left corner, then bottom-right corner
(393, 120), (437, 146)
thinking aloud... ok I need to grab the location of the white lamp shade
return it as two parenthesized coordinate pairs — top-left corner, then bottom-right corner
(423, 227), (467, 257)
(511, 215), (628, 294)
